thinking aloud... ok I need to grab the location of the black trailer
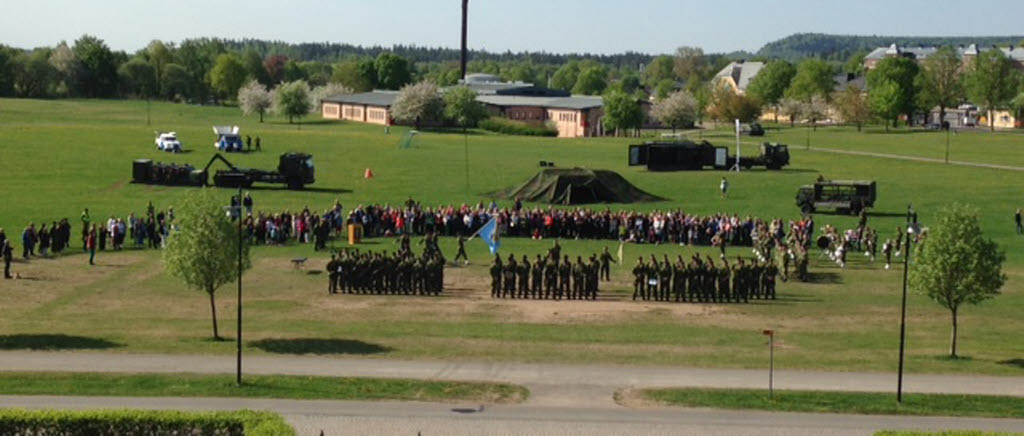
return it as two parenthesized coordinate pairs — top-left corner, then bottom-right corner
(131, 153), (315, 190)
(628, 140), (789, 171)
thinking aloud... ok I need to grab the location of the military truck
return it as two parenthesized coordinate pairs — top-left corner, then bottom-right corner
(132, 152), (315, 190)
(795, 180), (876, 215)
(628, 140), (789, 171)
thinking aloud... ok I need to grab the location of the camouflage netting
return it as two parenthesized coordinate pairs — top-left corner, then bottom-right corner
(499, 168), (664, 205)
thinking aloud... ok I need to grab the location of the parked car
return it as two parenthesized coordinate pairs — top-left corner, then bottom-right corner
(154, 132), (182, 152)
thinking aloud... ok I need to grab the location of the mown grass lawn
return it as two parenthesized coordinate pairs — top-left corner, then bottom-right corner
(0, 98), (1021, 376)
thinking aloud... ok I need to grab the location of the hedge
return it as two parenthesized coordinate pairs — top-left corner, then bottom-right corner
(0, 409), (294, 436)
(479, 117), (558, 136)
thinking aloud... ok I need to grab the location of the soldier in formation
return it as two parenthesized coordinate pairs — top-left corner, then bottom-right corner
(631, 254), (778, 303)
(489, 246), (601, 300)
(327, 247), (445, 296)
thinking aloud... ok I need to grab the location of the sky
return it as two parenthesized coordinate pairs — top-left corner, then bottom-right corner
(3, 0), (1024, 55)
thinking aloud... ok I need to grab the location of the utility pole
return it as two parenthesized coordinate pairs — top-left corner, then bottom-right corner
(460, 0), (469, 81)
(897, 204), (918, 403)
(945, 127), (951, 164)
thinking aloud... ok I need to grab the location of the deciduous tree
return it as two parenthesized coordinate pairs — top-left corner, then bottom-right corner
(375, 52), (412, 90)
(273, 80), (312, 123)
(833, 85), (871, 131)
(785, 58), (834, 103)
(390, 80), (443, 128)
(650, 90), (697, 132)
(917, 46), (964, 126)
(210, 53), (247, 101)
(910, 203), (1005, 358)
(572, 66), (607, 95)
(602, 89), (644, 136)
(746, 60), (796, 123)
(869, 79), (902, 131)
(238, 80), (274, 122)
(965, 50), (1018, 131)
(443, 85), (488, 127)
(867, 56), (919, 126)
(163, 188), (251, 340)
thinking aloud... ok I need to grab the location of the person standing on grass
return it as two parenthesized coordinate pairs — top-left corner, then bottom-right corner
(3, 240), (13, 279)
(86, 225), (97, 265)
(720, 177), (729, 199)
(21, 223), (36, 259)
(1016, 209), (1022, 235)
(80, 208), (91, 252)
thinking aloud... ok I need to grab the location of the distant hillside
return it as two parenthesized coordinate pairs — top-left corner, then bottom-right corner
(757, 33), (1024, 61)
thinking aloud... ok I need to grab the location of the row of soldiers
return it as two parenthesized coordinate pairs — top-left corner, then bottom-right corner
(489, 248), (613, 300)
(325, 249), (445, 296)
(632, 254), (777, 303)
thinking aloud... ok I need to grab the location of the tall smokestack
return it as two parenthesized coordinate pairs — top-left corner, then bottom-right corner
(461, 0), (468, 81)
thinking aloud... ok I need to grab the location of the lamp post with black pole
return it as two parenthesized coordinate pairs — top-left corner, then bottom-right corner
(233, 187), (244, 386)
(897, 203), (919, 403)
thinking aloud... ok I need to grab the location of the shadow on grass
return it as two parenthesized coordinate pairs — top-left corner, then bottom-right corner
(772, 292), (822, 303)
(248, 338), (392, 355)
(931, 354), (973, 362)
(0, 334), (122, 350)
(867, 211), (908, 218)
(999, 358), (1024, 368)
(802, 272), (842, 285)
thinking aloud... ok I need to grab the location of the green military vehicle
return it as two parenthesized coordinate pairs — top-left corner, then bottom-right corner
(796, 180), (876, 215)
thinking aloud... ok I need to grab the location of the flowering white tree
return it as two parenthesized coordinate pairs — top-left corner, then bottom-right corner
(238, 80), (273, 123)
(390, 80), (443, 128)
(650, 90), (697, 132)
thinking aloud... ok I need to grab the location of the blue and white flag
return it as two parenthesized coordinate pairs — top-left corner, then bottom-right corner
(477, 217), (501, 254)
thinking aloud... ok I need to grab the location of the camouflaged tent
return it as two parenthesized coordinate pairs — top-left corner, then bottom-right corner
(501, 168), (664, 205)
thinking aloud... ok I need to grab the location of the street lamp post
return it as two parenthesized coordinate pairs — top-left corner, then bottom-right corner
(236, 186), (243, 386)
(897, 204), (919, 403)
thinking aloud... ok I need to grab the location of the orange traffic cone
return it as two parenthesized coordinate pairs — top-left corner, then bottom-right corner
(364, 168), (374, 179)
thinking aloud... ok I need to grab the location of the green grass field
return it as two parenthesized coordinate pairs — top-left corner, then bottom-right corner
(0, 98), (1021, 376)
(629, 387), (1024, 418)
(0, 372), (526, 403)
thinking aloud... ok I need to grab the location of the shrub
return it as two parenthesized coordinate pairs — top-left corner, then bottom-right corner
(0, 409), (294, 436)
(479, 117), (558, 136)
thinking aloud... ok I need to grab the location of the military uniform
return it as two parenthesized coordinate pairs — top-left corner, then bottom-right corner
(503, 256), (517, 298)
(558, 256), (571, 300)
(531, 255), (544, 298)
(490, 256), (503, 297)
(632, 258), (646, 301)
(518, 256), (531, 298)
(326, 255), (339, 294)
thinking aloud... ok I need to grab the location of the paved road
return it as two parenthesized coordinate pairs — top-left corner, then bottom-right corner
(807, 146), (1024, 171)
(3, 395), (1024, 436)
(1, 351), (1023, 408)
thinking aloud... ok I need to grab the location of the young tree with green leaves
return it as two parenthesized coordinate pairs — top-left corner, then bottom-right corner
(917, 46), (964, 126)
(602, 89), (643, 136)
(746, 60), (796, 123)
(965, 50), (1018, 131)
(332, 59), (376, 92)
(869, 79), (902, 132)
(833, 85), (871, 131)
(785, 59), (834, 103)
(443, 85), (488, 128)
(272, 80), (312, 123)
(210, 53), (248, 101)
(867, 56), (919, 127)
(390, 80), (443, 129)
(910, 203), (1005, 358)
(163, 188), (251, 340)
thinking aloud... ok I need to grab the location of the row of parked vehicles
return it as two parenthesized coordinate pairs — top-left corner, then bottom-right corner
(153, 126), (246, 153)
